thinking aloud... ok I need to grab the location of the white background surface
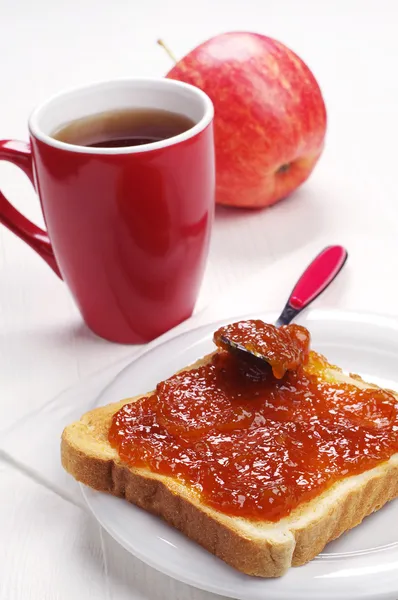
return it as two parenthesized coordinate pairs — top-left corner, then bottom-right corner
(2, 0), (398, 598)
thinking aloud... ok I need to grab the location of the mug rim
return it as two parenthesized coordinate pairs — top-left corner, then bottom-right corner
(28, 77), (214, 155)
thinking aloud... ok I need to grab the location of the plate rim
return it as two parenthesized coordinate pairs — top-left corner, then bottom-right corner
(82, 308), (398, 600)
(94, 308), (398, 408)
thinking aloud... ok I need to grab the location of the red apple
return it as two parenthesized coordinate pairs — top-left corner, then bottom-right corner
(165, 32), (327, 208)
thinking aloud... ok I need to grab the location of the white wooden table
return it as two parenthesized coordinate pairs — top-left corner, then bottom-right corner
(2, 0), (398, 597)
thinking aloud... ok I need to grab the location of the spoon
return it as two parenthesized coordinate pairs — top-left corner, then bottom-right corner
(217, 245), (348, 368)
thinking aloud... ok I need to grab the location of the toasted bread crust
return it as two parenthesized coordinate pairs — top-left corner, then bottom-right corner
(61, 391), (398, 577)
(61, 410), (294, 577)
(291, 460), (398, 565)
(61, 352), (398, 577)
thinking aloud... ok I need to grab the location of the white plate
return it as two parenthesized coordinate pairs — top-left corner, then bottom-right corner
(81, 310), (398, 600)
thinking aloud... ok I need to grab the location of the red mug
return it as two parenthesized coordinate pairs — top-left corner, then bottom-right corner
(0, 79), (215, 343)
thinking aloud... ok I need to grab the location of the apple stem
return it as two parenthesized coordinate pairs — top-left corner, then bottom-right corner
(157, 39), (178, 64)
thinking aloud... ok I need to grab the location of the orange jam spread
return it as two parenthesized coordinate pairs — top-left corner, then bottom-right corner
(108, 324), (398, 522)
(213, 320), (310, 378)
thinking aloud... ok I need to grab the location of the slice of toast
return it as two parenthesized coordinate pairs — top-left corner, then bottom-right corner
(61, 353), (398, 577)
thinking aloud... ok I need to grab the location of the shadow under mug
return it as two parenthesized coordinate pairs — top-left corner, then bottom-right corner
(0, 78), (215, 344)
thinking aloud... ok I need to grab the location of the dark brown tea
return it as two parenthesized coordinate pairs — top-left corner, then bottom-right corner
(52, 108), (196, 148)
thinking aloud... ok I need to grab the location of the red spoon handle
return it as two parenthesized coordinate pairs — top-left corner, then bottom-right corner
(276, 245), (348, 326)
(289, 245), (348, 310)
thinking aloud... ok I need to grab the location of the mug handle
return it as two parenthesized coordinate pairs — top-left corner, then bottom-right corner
(0, 140), (62, 278)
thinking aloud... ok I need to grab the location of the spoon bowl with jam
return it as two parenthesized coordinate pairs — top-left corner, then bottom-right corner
(214, 245), (348, 378)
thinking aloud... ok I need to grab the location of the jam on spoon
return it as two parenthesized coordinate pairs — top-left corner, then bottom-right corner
(213, 320), (310, 379)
